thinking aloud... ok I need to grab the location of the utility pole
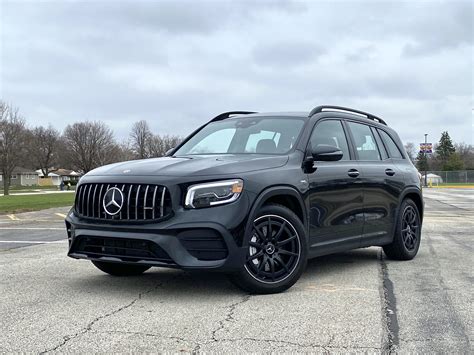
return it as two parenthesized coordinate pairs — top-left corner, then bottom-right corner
(424, 133), (428, 187)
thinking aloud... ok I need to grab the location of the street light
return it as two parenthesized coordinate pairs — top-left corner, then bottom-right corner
(424, 133), (428, 187)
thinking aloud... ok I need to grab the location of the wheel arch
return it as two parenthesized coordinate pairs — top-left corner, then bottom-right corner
(400, 187), (424, 222)
(244, 186), (307, 246)
(388, 186), (424, 243)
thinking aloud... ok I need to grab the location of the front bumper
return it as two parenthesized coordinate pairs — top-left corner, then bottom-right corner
(66, 193), (251, 272)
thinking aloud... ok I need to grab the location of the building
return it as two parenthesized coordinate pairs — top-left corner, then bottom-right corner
(36, 168), (82, 186)
(0, 167), (39, 186)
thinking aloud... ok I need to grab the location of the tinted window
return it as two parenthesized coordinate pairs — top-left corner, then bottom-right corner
(378, 129), (403, 159)
(310, 120), (350, 161)
(175, 117), (304, 155)
(372, 127), (388, 160)
(347, 122), (381, 161)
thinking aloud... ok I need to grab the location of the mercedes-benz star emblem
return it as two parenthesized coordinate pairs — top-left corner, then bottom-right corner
(103, 187), (124, 216)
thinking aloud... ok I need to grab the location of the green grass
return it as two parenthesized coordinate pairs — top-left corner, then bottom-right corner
(434, 183), (474, 187)
(0, 193), (75, 214)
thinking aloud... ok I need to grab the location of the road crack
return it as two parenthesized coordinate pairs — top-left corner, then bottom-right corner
(210, 294), (251, 342)
(40, 273), (181, 354)
(192, 294), (251, 353)
(378, 249), (399, 353)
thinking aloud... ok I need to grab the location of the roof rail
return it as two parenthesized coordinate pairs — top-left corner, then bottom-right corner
(308, 105), (387, 125)
(210, 111), (257, 122)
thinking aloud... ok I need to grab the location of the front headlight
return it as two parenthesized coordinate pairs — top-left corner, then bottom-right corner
(185, 179), (243, 209)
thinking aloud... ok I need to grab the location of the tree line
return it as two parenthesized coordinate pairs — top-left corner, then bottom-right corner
(403, 131), (474, 172)
(0, 101), (181, 195)
(2, 100), (473, 195)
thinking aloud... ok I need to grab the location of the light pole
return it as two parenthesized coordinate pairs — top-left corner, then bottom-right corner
(424, 133), (428, 187)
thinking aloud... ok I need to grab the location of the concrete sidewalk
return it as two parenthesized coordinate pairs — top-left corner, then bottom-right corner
(0, 190), (75, 197)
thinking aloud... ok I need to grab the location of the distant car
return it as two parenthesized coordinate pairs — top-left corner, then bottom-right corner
(66, 105), (424, 294)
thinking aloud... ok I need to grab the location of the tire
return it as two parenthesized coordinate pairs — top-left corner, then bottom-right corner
(229, 204), (308, 294)
(383, 198), (421, 260)
(91, 261), (151, 276)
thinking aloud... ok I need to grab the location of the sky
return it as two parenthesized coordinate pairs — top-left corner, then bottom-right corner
(1, 0), (473, 147)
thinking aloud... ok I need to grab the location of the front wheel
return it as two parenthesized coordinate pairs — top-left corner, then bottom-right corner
(91, 261), (151, 276)
(229, 204), (308, 294)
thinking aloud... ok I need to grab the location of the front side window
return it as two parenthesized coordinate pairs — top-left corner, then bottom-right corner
(378, 129), (403, 159)
(175, 117), (305, 155)
(347, 122), (381, 161)
(309, 120), (350, 160)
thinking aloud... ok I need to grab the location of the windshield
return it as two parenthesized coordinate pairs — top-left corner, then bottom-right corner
(174, 116), (305, 155)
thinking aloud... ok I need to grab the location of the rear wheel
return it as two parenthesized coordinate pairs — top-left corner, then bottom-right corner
(383, 198), (421, 260)
(229, 204), (307, 294)
(91, 261), (150, 276)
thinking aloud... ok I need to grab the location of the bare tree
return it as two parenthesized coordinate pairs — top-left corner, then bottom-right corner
(63, 121), (119, 173)
(117, 140), (136, 162)
(404, 142), (416, 163)
(0, 101), (27, 195)
(147, 134), (182, 157)
(26, 125), (60, 176)
(455, 142), (474, 169)
(130, 120), (152, 159)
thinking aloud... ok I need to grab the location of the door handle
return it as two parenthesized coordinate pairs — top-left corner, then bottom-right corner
(385, 168), (395, 176)
(347, 169), (360, 178)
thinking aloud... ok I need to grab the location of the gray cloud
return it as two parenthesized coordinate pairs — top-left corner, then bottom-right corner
(253, 41), (325, 67)
(1, 0), (472, 146)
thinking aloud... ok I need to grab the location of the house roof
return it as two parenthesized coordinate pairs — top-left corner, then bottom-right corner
(51, 169), (79, 176)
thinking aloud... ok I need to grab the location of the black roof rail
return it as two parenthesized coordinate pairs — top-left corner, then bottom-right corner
(210, 111), (257, 122)
(308, 105), (387, 125)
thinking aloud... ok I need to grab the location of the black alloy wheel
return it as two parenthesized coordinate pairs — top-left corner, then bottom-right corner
(401, 205), (419, 251)
(245, 214), (301, 284)
(383, 198), (421, 260)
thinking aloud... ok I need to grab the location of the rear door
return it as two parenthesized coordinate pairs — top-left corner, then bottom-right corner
(306, 119), (364, 254)
(345, 121), (404, 246)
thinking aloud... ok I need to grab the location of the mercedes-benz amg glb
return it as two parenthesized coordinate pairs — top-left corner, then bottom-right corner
(66, 105), (423, 294)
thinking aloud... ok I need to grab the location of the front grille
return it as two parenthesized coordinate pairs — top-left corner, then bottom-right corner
(73, 236), (174, 264)
(178, 229), (228, 261)
(75, 183), (171, 221)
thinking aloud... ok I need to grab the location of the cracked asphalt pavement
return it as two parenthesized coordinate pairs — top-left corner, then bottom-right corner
(1, 189), (472, 353)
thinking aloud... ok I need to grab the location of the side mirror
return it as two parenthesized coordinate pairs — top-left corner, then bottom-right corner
(312, 144), (343, 162)
(165, 148), (175, 156)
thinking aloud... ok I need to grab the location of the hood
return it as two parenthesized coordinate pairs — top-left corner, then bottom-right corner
(86, 154), (289, 177)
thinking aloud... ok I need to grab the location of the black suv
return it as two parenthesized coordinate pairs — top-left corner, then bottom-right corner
(66, 105), (423, 294)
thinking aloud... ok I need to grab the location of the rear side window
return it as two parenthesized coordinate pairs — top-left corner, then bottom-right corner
(378, 129), (403, 159)
(309, 120), (351, 161)
(347, 121), (381, 161)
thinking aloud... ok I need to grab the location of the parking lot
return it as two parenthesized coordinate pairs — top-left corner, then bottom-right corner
(0, 188), (472, 353)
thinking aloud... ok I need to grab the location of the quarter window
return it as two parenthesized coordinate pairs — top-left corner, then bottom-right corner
(378, 129), (403, 159)
(309, 120), (350, 161)
(372, 128), (388, 160)
(347, 122), (381, 161)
